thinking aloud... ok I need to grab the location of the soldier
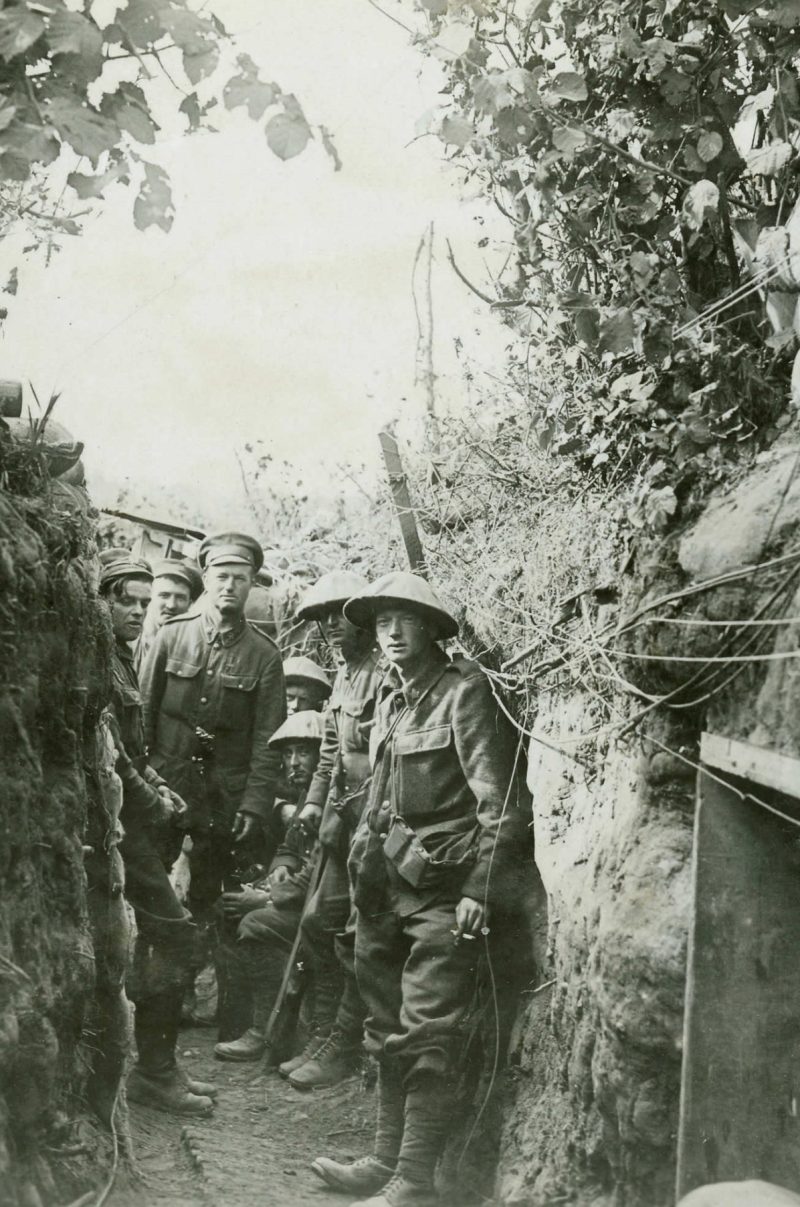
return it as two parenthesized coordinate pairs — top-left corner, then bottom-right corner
(283, 655), (332, 715)
(311, 572), (528, 1207)
(213, 709), (325, 1062)
(279, 571), (383, 1091)
(99, 557), (216, 1115)
(140, 532), (286, 932)
(134, 558), (203, 670)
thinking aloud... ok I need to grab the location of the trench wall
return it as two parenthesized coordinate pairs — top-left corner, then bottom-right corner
(0, 480), (110, 1207)
(447, 442), (800, 1206)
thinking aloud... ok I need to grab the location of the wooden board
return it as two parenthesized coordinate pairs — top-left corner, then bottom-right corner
(378, 429), (426, 574)
(701, 732), (800, 800)
(676, 773), (800, 1201)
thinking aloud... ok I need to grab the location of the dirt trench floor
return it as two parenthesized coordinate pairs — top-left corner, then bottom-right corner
(108, 1026), (374, 1207)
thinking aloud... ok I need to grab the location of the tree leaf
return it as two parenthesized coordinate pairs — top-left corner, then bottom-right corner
(599, 308), (635, 354)
(45, 94), (120, 166)
(265, 110), (311, 160)
(434, 22), (473, 60)
(100, 83), (159, 145)
(681, 179), (719, 230)
(550, 72), (588, 103)
(160, 6), (219, 83)
(0, 119), (59, 180)
(0, 8), (45, 60)
(115, 0), (166, 49)
(421, 0), (449, 11)
(319, 124), (341, 171)
(68, 161), (130, 199)
(745, 140), (792, 176)
(46, 11), (102, 59)
(644, 485), (678, 531)
(133, 161), (174, 232)
(552, 125), (587, 155)
(223, 55), (276, 120)
(697, 131), (723, 162)
(179, 92), (201, 131)
(441, 113), (475, 148)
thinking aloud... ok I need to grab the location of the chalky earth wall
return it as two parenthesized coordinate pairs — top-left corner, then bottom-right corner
(486, 442), (800, 1207)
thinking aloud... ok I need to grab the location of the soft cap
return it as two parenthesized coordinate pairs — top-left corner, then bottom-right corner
(198, 531), (263, 572)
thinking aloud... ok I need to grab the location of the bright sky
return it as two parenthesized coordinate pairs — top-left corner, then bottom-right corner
(0, 0), (511, 525)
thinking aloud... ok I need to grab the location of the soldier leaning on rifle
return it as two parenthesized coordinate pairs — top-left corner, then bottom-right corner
(99, 557), (217, 1116)
(312, 572), (529, 1207)
(278, 571), (385, 1091)
(139, 532), (286, 957)
(213, 709), (325, 1062)
(134, 557), (203, 672)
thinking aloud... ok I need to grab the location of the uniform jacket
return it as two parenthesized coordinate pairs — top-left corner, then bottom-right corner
(305, 647), (384, 810)
(140, 606), (286, 828)
(365, 648), (529, 907)
(108, 640), (164, 830)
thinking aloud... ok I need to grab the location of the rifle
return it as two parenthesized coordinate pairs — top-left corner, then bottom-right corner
(260, 839), (327, 1066)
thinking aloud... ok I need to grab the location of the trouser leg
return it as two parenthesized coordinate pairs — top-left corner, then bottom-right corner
(301, 854), (351, 1033)
(396, 1070), (454, 1190)
(333, 902), (367, 1038)
(354, 901), (405, 1063)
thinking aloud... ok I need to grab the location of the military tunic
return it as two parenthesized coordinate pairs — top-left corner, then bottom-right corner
(353, 649), (529, 1077)
(140, 606), (286, 920)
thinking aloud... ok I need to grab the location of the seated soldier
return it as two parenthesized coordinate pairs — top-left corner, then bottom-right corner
(213, 710), (324, 1062)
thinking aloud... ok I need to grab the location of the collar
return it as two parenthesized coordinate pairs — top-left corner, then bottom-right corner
(386, 647), (449, 709)
(116, 638), (135, 664)
(202, 605), (247, 648)
(343, 645), (380, 681)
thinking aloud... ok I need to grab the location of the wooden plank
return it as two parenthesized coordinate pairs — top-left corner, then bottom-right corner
(378, 429), (426, 575)
(701, 732), (800, 800)
(676, 774), (800, 1201)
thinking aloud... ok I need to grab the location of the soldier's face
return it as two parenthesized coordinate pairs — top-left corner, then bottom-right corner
(283, 740), (319, 789)
(375, 607), (435, 670)
(203, 562), (253, 616)
(286, 682), (326, 714)
(151, 576), (191, 626)
(110, 578), (151, 643)
(320, 607), (362, 659)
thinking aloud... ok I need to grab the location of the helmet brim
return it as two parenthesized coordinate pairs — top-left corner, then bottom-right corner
(343, 593), (458, 641)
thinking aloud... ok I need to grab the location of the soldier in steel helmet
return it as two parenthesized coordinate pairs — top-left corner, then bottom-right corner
(139, 532), (286, 952)
(311, 572), (528, 1207)
(283, 655), (332, 715)
(99, 557), (217, 1116)
(134, 557), (203, 671)
(213, 709), (325, 1063)
(277, 570), (384, 1090)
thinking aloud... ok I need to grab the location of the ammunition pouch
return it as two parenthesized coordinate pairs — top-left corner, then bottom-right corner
(319, 779), (371, 856)
(383, 815), (477, 891)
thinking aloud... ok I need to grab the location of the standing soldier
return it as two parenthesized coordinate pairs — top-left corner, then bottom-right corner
(134, 558), (203, 671)
(283, 656), (332, 715)
(140, 532), (286, 933)
(99, 557), (216, 1115)
(279, 571), (383, 1090)
(312, 572), (528, 1207)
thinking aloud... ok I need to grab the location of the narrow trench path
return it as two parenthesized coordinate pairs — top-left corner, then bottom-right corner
(109, 1027), (373, 1207)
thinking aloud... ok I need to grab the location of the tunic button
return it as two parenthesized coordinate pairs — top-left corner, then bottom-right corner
(200, 696), (208, 704)
(381, 801), (390, 812)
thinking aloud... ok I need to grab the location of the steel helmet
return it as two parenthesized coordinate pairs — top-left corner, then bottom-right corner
(282, 656), (332, 696)
(296, 570), (370, 623)
(268, 710), (325, 747)
(344, 571), (458, 641)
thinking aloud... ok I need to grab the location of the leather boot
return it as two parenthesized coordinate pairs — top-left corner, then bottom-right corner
(214, 1026), (266, 1062)
(127, 1065), (214, 1117)
(312, 1061), (403, 1193)
(278, 1027), (326, 1079)
(351, 1072), (451, 1205)
(288, 1026), (361, 1091)
(176, 1062), (218, 1098)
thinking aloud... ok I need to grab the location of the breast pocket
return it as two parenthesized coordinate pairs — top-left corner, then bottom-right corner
(164, 658), (202, 716)
(218, 672), (258, 729)
(394, 724), (452, 816)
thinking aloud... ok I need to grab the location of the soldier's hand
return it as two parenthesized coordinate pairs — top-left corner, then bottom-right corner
(221, 888), (267, 918)
(298, 803), (323, 832)
(232, 812), (260, 845)
(454, 896), (486, 941)
(169, 790), (190, 829)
